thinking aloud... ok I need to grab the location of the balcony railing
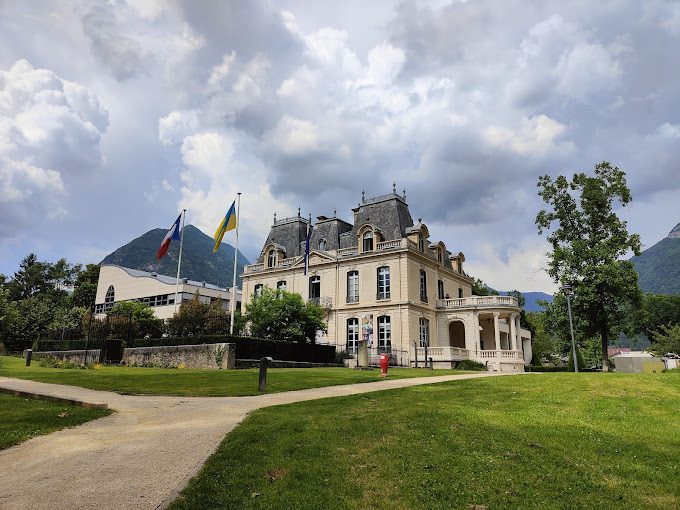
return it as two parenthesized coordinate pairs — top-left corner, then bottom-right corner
(473, 349), (524, 361)
(244, 263), (264, 273)
(436, 296), (519, 309)
(414, 346), (469, 360)
(309, 296), (333, 309)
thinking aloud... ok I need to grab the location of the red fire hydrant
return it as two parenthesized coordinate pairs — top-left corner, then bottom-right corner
(379, 353), (389, 377)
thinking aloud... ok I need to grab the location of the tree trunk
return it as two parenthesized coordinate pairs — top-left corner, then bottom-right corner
(600, 322), (610, 372)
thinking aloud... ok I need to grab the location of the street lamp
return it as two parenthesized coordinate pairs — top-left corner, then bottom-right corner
(562, 283), (579, 373)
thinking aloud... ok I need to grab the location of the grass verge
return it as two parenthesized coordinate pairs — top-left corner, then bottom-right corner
(0, 393), (112, 450)
(170, 372), (679, 510)
(0, 356), (472, 397)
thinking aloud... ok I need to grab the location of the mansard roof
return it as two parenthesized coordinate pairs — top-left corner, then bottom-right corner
(351, 190), (414, 242)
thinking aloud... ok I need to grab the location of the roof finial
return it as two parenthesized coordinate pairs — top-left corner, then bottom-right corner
(273, 211), (277, 224)
(361, 190), (365, 203)
(297, 206), (301, 218)
(333, 208), (337, 217)
(393, 181), (396, 194)
(403, 188), (407, 201)
(308, 213), (312, 223)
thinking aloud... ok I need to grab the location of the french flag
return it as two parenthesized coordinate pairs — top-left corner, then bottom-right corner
(156, 213), (182, 259)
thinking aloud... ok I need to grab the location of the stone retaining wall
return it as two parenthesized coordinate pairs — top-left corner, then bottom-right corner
(124, 343), (235, 369)
(32, 343), (236, 369)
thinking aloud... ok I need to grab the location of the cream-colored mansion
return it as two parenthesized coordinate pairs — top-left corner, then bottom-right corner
(241, 189), (531, 371)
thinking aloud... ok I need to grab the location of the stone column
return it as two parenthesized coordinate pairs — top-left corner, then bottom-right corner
(509, 313), (517, 351)
(473, 312), (481, 353)
(516, 315), (522, 353)
(493, 312), (501, 351)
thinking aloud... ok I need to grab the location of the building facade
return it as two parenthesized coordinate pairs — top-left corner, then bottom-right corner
(241, 189), (531, 371)
(94, 265), (242, 320)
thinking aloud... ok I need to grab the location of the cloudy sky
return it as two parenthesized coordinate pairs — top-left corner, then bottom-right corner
(1, 0), (679, 293)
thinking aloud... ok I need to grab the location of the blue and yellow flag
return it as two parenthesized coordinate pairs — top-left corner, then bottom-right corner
(213, 200), (237, 252)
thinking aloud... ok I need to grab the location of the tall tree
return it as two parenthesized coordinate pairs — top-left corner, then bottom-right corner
(536, 162), (642, 371)
(245, 287), (327, 342)
(72, 264), (101, 309)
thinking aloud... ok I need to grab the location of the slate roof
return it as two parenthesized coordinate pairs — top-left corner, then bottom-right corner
(257, 216), (311, 263)
(311, 216), (353, 251)
(350, 192), (414, 242)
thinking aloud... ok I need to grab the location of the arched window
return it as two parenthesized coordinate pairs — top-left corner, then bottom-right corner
(419, 318), (430, 347)
(318, 239), (327, 251)
(418, 233), (424, 252)
(362, 230), (374, 252)
(105, 285), (115, 304)
(347, 318), (359, 353)
(377, 266), (390, 300)
(347, 271), (359, 303)
(103, 285), (115, 312)
(419, 270), (428, 302)
(377, 316), (391, 351)
(437, 279), (444, 300)
(254, 284), (263, 298)
(267, 249), (276, 268)
(277, 280), (287, 291)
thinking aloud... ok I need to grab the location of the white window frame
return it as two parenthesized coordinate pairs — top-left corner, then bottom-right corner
(347, 271), (359, 303)
(377, 316), (391, 350)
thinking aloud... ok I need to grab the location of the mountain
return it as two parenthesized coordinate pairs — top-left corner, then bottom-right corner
(497, 290), (554, 312)
(630, 223), (680, 295)
(100, 224), (250, 288)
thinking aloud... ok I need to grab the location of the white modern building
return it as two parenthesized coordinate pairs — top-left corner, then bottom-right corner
(94, 265), (242, 320)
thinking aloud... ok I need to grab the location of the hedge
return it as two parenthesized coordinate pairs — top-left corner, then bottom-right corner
(526, 366), (569, 372)
(33, 339), (104, 352)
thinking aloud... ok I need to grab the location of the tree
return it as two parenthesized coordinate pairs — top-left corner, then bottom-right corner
(109, 301), (164, 339)
(536, 162), (642, 371)
(525, 311), (557, 365)
(72, 264), (100, 309)
(245, 287), (327, 342)
(648, 324), (680, 357)
(471, 278), (498, 296)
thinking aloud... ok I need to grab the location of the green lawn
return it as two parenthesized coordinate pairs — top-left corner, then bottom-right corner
(0, 393), (112, 450)
(0, 356), (471, 397)
(170, 373), (680, 510)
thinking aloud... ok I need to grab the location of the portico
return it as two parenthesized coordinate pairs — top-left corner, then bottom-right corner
(415, 295), (531, 371)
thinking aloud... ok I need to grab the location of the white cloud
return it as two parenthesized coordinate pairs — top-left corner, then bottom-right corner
(485, 115), (573, 155)
(159, 110), (199, 145)
(0, 59), (108, 237)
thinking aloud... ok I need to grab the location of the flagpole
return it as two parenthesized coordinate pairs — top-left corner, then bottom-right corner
(229, 193), (241, 335)
(173, 209), (187, 315)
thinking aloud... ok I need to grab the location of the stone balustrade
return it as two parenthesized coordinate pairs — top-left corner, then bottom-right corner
(474, 349), (524, 361)
(414, 346), (469, 360)
(436, 295), (519, 309)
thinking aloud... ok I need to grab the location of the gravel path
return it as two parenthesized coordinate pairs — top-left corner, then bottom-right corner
(0, 372), (517, 510)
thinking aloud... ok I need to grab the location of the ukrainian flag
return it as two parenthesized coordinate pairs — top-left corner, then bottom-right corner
(213, 200), (237, 252)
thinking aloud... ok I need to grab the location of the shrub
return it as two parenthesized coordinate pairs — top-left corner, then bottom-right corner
(456, 360), (487, 371)
(567, 345), (586, 372)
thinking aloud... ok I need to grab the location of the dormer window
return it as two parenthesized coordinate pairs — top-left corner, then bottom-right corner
(318, 239), (327, 251)
(418, 233), (424, 252)
(437, 249), (443, 263)
(362, 231), (374, 252)
(267, 249), (276, 268)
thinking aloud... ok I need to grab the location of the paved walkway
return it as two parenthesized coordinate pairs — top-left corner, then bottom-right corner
(0, 372), (516, 510)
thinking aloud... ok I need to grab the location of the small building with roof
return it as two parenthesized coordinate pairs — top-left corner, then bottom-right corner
(241, 187), (532, 371)
(94, 264), (242, 320)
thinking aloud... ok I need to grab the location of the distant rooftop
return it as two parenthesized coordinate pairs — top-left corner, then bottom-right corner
(102, 264), (231, 292)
